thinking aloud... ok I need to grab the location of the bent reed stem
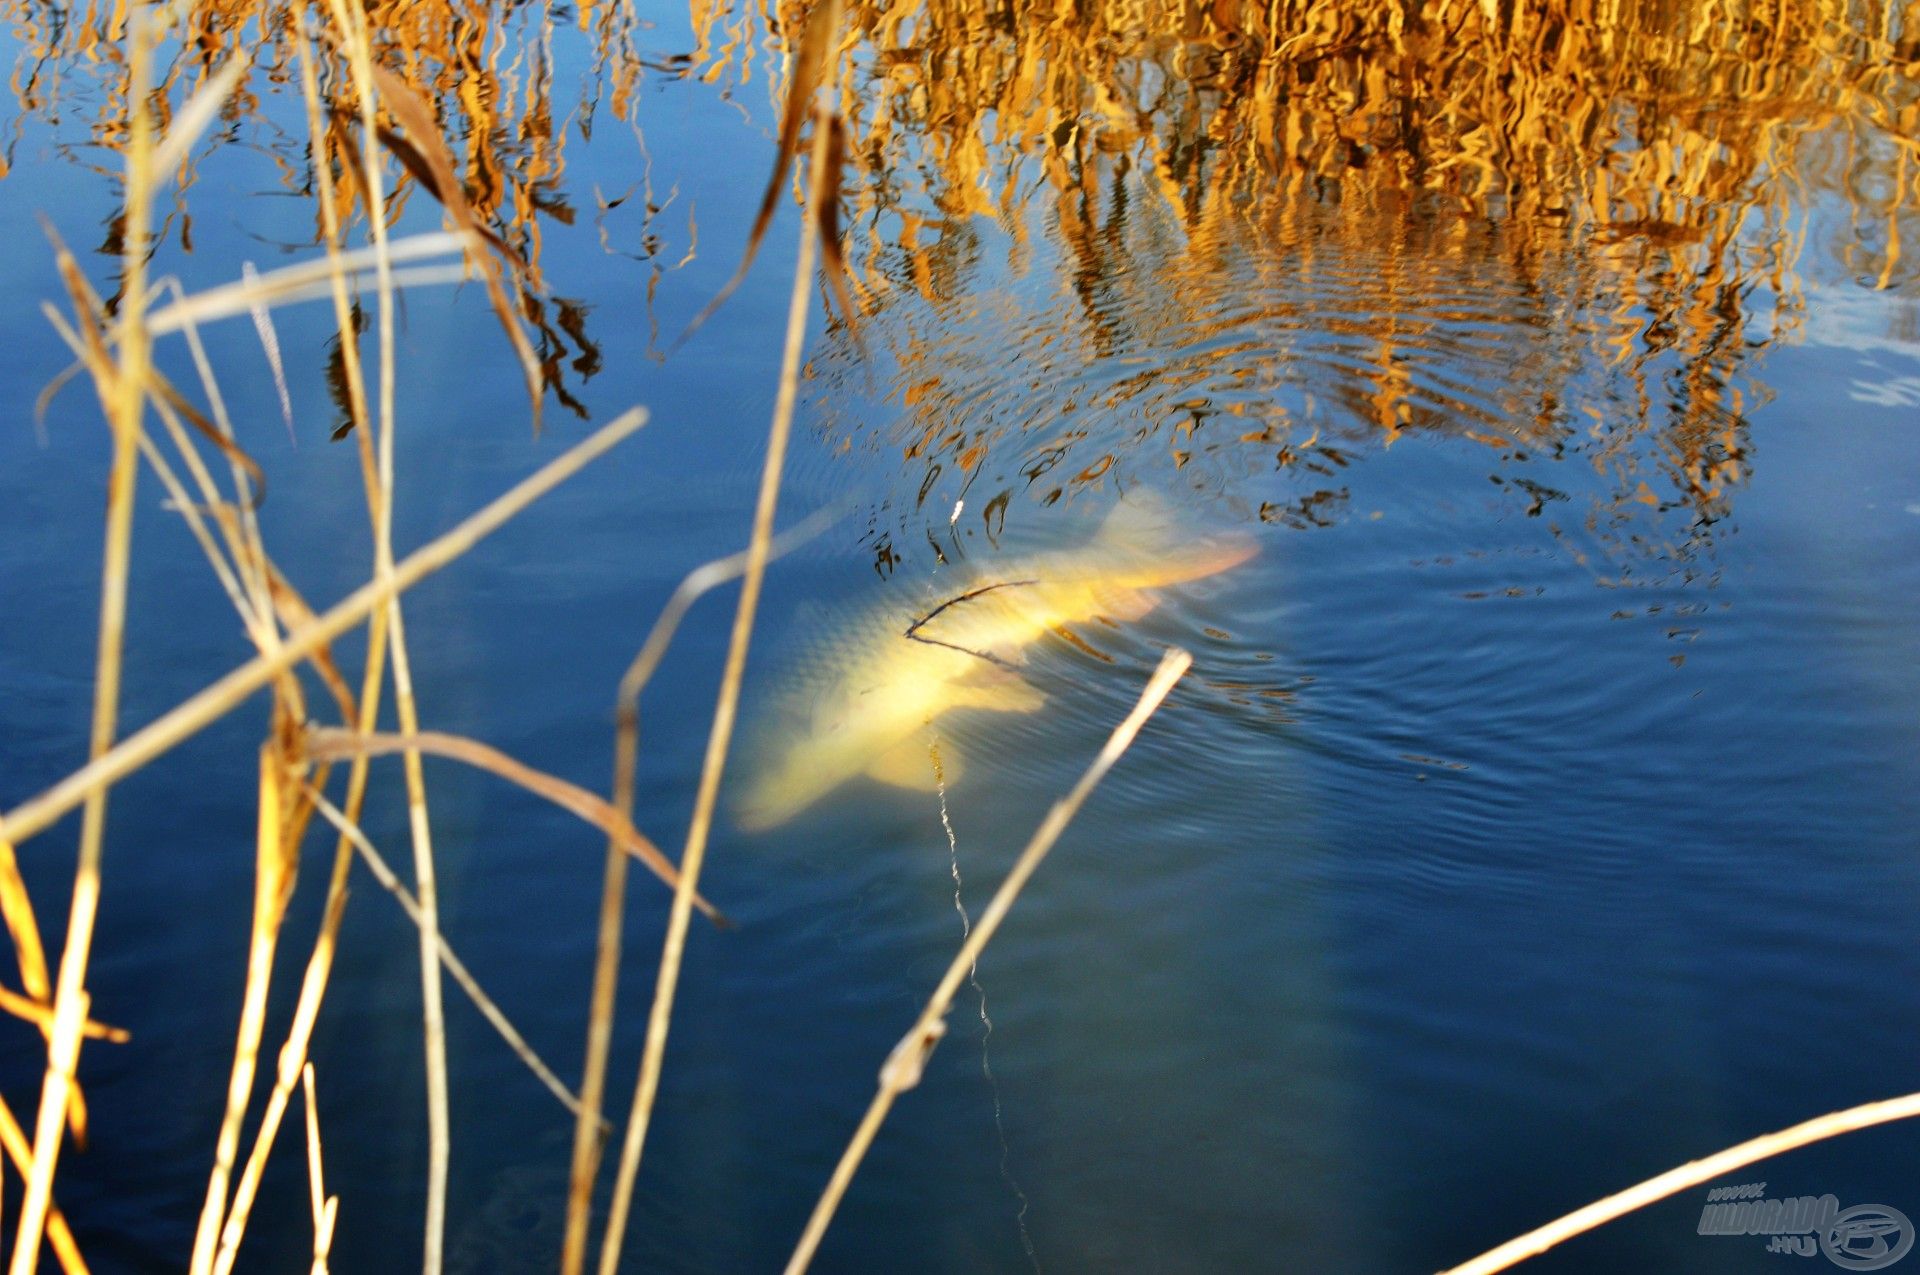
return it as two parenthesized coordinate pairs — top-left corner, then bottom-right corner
(592, 24), (847, 1268)
(561, 507), (838, 1272)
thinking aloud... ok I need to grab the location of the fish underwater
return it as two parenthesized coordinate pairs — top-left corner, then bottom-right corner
(734, 496), (1257, 830)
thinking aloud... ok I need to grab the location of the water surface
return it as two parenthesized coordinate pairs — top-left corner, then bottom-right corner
(2, 2), (1919, 1271)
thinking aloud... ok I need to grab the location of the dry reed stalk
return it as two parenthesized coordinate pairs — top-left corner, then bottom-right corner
(321, 5), (455, 1260)
(1437, 1091), (1920, 1275)
(0, 989), (125, 1043)
(561, 506), (838, 1270)
(299, 1064), (331, 1273)
(591, 18), (846, 1267)
(303, 730), (721, 920)
(303, 785), (594, 1119)
(309, 1198), (338, 1275)
(782, 647), (1192, 1274)
(201, 38), (404, 1263)
(0, 404), (649, 848)
(9, 9), (156, 1269)
(187, 746), (299, 1271)
(211, 873), (352, 1275)
(0, 1097), (85, 1275)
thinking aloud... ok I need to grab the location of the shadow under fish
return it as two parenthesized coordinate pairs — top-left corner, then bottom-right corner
(735, 496), (1257, 830)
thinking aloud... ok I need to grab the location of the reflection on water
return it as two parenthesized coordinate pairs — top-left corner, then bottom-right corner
(2, 0), (1919, 1272)
(811, 191), (1763, 590)
(753, 0), (1909, 580)
(7, 0), (1916, 439)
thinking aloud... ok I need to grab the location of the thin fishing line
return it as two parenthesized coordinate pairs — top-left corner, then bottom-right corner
(930, 737), (1040, 1273)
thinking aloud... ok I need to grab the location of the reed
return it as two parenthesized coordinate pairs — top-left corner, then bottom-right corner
(10, 7), (156, 1267)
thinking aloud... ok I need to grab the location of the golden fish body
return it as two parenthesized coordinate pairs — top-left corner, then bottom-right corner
(735, 499), (1256, 829)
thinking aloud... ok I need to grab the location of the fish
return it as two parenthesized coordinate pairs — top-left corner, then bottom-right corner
(734, 495), (1257, 829)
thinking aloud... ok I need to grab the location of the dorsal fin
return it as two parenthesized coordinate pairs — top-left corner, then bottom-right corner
(1096, 490), (1177, 553)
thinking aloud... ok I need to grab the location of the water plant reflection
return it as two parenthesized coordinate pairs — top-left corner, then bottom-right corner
(687, 0), (1918, 568)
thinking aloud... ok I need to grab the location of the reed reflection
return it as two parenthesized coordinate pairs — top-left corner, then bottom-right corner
(687, 0), (1918, 571)
(5, 0), (1915, 503)
(3, 0), (686, 416)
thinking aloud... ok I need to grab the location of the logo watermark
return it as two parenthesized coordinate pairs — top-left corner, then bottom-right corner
(1698, 1182), (1913, 1270)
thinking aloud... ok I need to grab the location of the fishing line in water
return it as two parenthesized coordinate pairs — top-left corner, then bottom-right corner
(930, 736), (1040, 1273)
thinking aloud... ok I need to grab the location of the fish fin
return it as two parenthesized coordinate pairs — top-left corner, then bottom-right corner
(1095, 585), (1158, 622)
(948, 673), (1047, 713)
(865, 734), (955, 790)
(1097, 490), (1176, 552)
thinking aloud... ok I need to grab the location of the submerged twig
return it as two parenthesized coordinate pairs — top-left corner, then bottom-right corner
(903, 579), (1039, 670)
(784, 648), (1192, 1274)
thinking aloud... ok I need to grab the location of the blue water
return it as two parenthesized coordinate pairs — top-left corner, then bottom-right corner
(2, 8), (1920, 1274)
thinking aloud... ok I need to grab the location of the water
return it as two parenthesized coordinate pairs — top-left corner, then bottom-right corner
(2, 2), (1919, 1271)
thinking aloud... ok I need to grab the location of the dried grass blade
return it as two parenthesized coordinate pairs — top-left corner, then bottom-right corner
(0, 406), (650, 851)
(303, 729), (724, 924)
(148, 375), (268, 507)
(0, 1097), (86, 1275)
(0, 987), (127, 1042)
(259, 564), (356, 726)
(815, 113), (865, 355)
(364, 64), (545, 425)
(0, 835), (50, 1003)
(304, 787), (595, 1121)
(239, 264), (296, 445)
